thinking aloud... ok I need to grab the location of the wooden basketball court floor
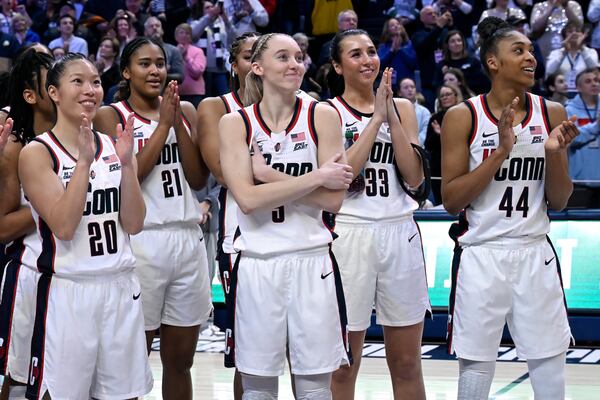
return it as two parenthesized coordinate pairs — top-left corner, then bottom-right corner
(145, 339), (600, 399)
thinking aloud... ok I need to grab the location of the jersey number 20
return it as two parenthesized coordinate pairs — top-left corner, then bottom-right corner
(88, 220), (118, 256)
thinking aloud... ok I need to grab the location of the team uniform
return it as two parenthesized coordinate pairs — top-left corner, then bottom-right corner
(327, 96), (431, 331)
(110, 100), (212, 331)
(224, 98), (350, 376)
(447, 93), (572, 361)
(24, 131), (152, 400)
(217, 90), (317, 300)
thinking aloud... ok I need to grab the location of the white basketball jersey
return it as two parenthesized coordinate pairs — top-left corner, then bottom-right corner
(218, 92), (317, 255)
(6, 189), (41, 272)
(233, 98), (333, 256)
(458, 93), (551, 246)
(110, 100), (201, 228)
(218, 92), (245, 255)
(26, 131), (136, 276)
(328, 96), (418, 221)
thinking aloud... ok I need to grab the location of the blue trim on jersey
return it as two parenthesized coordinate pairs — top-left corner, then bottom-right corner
(31, 138), (59, 174)
(446, 246), (463, 354)
(36, 218), (55, 275)
(0, 261), (20, 375)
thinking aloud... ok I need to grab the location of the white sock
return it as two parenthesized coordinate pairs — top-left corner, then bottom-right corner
(241, 373), (278, 400)
(294, 373), (332, 400)
(8, 385), (27, 400)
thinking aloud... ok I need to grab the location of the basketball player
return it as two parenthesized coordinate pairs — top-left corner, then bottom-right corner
(325, 29), (430, 400)
(219, 33), (353, 400)
(18, 53), (152, 400)
(93, 37), (212, 400)
(0, 48), (55, 400)
(196, 31), (259, 400)
(441, 17), (579, 399)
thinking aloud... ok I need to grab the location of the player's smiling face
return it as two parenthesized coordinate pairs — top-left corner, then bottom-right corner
(123, 43), (167, 98)
(49, 59), (103, 121)
(493, 31), (537, 87)
(333, 34), (380, 89)
(254, 35), (305, 93)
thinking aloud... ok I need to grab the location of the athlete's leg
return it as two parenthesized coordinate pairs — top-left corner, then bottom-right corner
(241, 374), (278, 400)
(159, 324), (201, 400)
(382, 322), (425, 400)
(331, 330), (365, 400)
(527, 352), (566, 400)
(457, 358), (496, 400)
(294, 373), (332, 400)
(145, 330), (155, 355)
(234, 369), (243, 400)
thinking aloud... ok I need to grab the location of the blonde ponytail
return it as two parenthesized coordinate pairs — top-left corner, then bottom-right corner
(243, 71), (264, 106)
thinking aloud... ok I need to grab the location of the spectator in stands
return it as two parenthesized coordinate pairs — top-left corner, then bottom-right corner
(293, 32), (321, 97)
(111, 11), (137, 54)
(479, 0), (527, 22)
(426, 83), (462, 205)
(95, 36), (121, 103)
(124, 0), (149, 36)
(317, 9), (357, 67)
(398, 77), (431, 146)
(412, 5), (453, 110)
(546, 22), (598, 97)
(378, 17), (418, 90)
(83, 0), (125, 23)
(443, 67), (475, 99)
(224, 0), (268, 36)
(530, 0), (583, 60)
(11, 13), (40, 46)
(49, 14), (88, 57)
(175, 23), (206, 107)
(51, 46), (65, 60)
(431, 0), (474, 39)
(144, 16), (185, 83)
(566, 67), (600, 207)
(189, 0), (235, 96)
(546, 73), (569, 105)
(433, 30), (489, 95)
(0, 0), (17, 34)
(588, 0), (600, 51)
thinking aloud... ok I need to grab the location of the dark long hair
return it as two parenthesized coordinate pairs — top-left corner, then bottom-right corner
(115, 37), (167, 102)
(8, 49), (53, 145)
(326, 29), (371, 98)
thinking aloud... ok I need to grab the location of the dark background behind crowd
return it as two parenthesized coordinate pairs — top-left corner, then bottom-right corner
(0, 0), (598, 208)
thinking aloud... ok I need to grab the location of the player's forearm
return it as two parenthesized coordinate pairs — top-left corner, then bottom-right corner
(119, 163), (146, 234)
(544, 150), (572, 211)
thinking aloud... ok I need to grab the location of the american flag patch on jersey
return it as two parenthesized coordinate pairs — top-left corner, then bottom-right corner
(102, 154), (119, 163)
(529, 125), (543, 135)
(291, 132), (306, 142)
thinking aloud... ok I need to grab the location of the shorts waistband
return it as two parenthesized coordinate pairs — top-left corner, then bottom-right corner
(142, 222), (201, 231)
(335, 214), (413, 226)
(241, 246), (329, 260)
(461, 235), (547, 249)
(52, 268), (135, 283)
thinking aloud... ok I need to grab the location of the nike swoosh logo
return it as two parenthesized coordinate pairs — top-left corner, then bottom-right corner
(321, 271), (333, 279)
(408, 233), (418, 243)
(133, 292), (141, 300)
(345, 121), (358, 127)
(133, 125), (144, 131)
(482, 132), (498, 138)
(545, 257), (555, 266)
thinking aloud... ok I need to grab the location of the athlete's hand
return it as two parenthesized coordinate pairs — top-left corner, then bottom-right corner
(431, 120), (441, 135)
(250, 138), (270, 182)
(546, 116), (579, 153)
(115, 113), (135, 166)
(317, 152), (354, 189)
(158, 80), (177, 129)
(0, 117), (13, 155)
(373, 68), (390, 124)
(199, 200), (212, 225)
(172, 82), (185, 131)
(78, 113), (95, 166)
(497, 97), (517, 156)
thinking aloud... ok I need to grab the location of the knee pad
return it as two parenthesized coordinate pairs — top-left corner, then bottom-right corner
(528, 352), (566, 400)
(294, 373), (332, 400)
(457, 358), (496, 400)
(241, 374), (278, 400)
